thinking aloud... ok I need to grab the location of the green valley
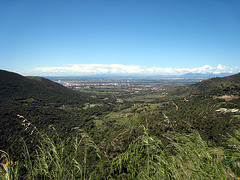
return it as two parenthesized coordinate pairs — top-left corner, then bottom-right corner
(0, 70), (240, 179)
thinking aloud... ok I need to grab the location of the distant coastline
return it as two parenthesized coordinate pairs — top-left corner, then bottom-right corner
(56, 82), (67, 86)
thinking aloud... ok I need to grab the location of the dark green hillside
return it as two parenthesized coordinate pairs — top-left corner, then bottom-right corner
(0, 69), (91, 105)
(168, 72), (240, 96)
(190, 72), (240, 93)
(0, 70), (97, 160)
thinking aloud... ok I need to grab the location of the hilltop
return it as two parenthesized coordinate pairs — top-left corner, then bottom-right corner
(168, 72), (240, 96)
(0, 69), (91, 105)
(190, 72), (240, 92)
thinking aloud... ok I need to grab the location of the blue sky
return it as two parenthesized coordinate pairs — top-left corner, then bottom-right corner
(0, 0), (240, 76)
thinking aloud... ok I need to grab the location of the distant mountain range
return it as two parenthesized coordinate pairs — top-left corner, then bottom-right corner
(44, 72), (236, 80)
(180, 73), (235, 79)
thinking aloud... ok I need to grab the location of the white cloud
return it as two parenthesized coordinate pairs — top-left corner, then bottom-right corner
(32, 64), (239, 76)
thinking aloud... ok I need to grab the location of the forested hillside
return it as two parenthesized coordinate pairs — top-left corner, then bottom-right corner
(0, 70), (97, 160)
(0, 70), (240, 179)
(168, 72), (240, 97)
(0, 70), (93, 105)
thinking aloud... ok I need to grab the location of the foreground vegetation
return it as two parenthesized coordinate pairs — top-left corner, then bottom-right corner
(1, 115), (240, 179)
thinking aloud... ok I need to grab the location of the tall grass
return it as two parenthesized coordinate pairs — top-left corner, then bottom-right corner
(0, 115), (101, 179)
(223, 130), (240, 177)
(1, 115), (240, 179)
(110, 127), (240, 179)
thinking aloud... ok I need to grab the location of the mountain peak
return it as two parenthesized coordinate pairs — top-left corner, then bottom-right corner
(181, 72), (234, 79)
